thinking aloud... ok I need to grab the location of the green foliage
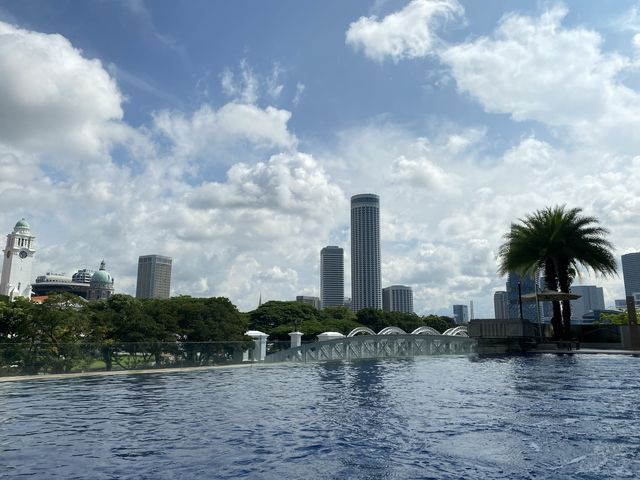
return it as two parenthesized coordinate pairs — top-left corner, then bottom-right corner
(498, 205), (617, 338)
(1, 294), (249, 374)
(600, 310), (639, 325)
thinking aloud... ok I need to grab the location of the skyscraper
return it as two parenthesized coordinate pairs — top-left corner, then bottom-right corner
(351, 194), (381, 311)
(506, 271), (537, 321)
(622, 252), (640, 298)
(570, 285), (605, 320)
(320, 246), (344, 308)
(382, 285), (413, 313)
(136, 254), (172, 299)
(452, 304), (469, 324)
(494, 291), (508, 319)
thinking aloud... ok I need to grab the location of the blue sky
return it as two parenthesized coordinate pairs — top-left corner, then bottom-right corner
(1, 0), (640, 316)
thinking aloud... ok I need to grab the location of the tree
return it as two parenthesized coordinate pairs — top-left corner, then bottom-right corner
(498, 206), (617, 338)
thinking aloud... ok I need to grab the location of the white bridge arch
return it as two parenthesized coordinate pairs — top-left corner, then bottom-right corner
(347, 327), (377, 337)
(268, 325), (475, 363)
(442, 326), (469, 337)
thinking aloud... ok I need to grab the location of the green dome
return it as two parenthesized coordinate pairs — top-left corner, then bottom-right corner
(91, 260), (113, 284)
(14, 218), (30, 231)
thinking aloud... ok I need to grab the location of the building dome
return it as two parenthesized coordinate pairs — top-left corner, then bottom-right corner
(88, 260), (114, 302)
(14, 218), (30, 232)
(90, 260), (113, 285)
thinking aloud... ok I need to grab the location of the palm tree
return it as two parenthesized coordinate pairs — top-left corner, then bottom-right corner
(498, 206), (617, 339)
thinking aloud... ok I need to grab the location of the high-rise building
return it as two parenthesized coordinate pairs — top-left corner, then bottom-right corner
(136, 254), (172, 299)
(0, 218), (36, 299)
(320, 246), (344, 308)
(570, 285), (605, 321)
(506, 272), (537, 321)
(493, 291), (509, 319)
(351, 194), (381, 311)
(382, 285), (413, 313)
(452, 304), (469, 324)
(296, 295), (321, 309)
(622, 252), (640, 298)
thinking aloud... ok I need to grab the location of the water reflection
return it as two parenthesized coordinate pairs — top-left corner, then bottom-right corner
(1, 356), (640, 478)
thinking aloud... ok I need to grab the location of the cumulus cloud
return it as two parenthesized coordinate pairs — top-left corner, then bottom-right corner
(152, 102), (297, 170)
(188, 152), (345, 214)
(0, 21), (137, 163)
(346, 0), (463, 61)
(440, 6), (640, 152)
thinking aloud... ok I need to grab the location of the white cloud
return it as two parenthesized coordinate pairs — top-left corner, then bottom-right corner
(0, 21), (131, 162)
(188, 152), (345, 214)
(346, 0), (463, 62)
(152, 102), (297, 170)
(440, 6), (640, 152)
(220, 60), (259, 104)
(293, 82), (306, 106)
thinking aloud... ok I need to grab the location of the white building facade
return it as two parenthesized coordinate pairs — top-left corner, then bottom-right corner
(382, 285), (414, 313)
(0, 218), (36, 299)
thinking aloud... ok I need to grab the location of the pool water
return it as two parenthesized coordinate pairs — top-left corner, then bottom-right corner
(1, 354), (639, 479)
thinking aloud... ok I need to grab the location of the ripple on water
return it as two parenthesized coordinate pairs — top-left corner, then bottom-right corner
(1, 355), (640, 479)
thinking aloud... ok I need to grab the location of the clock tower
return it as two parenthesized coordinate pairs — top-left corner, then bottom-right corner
(0, 218), (36, 299)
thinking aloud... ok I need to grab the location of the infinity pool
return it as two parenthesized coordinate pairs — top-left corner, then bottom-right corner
(1, 355), (639, 479)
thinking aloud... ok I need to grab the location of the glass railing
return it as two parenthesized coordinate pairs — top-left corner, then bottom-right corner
(0, 341), (255, 377)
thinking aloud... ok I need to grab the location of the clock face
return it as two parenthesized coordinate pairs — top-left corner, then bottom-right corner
(19, 250), (27, 259)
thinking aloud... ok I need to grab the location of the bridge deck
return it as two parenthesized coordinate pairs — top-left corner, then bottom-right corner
(266, 334), (477, 363)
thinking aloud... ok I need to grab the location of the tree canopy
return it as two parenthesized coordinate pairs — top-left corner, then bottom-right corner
(498, 205), (617, 338)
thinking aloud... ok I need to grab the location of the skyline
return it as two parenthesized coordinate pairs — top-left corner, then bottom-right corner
(1, 1), (640, 316)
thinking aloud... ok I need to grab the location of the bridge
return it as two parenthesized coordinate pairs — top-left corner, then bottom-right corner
(264, 326), (476, 363)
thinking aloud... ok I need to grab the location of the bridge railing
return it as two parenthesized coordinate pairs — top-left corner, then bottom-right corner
(265, 334), (476, 363)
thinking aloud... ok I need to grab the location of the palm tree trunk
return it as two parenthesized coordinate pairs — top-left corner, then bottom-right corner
(557, 267), (572, 340)
(544, 262), (563, 339)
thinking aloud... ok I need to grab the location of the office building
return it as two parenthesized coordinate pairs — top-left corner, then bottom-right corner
(382, 285), (413, 313)
(494, 291), (508, 319)
(0, 218), (36, 299)
(136, 254), (172, 299)
(320, 246), (344, 308)
(452, 304), (469, 324)
(506, 272), (537, 321)
(570, 285), (605, 321)
(296, 295), (321, 309)
(622, 252), (640, 298)
(351, 193), (381, 311)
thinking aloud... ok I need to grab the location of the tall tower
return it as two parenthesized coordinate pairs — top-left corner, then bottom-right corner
(622, 252), (640, 298)
(452, 304), (469, 324)
(351, 193), (381, 311)
(0, 218), (36, 298)
(320, 246), (344, 308)
(493, 291), (509, 319)
(136, 254), (172, 299)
